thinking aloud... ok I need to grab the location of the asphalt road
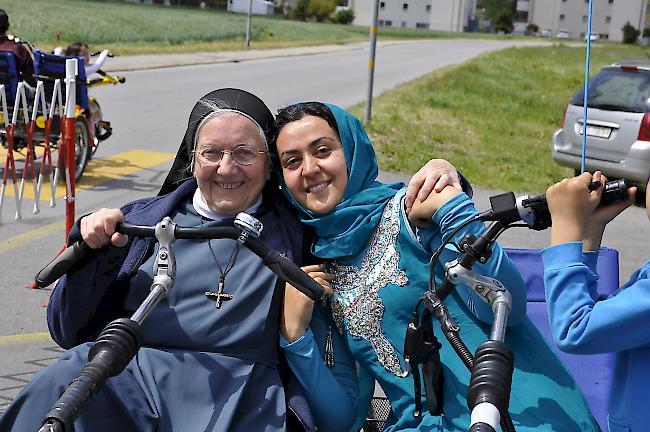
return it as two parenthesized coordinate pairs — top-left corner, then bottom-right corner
(0, 39), (647, 414)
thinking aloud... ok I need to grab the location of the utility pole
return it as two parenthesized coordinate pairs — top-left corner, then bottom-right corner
(364, 0), (380, 124)
(246, 0), (253, 48)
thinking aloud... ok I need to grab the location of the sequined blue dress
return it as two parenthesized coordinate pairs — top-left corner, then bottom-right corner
(290, 190), (599, 432)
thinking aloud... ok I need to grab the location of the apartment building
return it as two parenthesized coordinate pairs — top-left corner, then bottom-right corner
(514, 0), (648, 42)
(350, 0), (478, 31)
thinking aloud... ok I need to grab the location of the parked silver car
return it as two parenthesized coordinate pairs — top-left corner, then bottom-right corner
(552, 61), (650, 184)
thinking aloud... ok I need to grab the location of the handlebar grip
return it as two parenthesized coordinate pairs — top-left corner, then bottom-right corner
(469, 423), (496, 432)
(34, 241), (92, 288)
(260, 250), (325, 302)
(116, 222), (154, 237)
(41, 318), (142, 431)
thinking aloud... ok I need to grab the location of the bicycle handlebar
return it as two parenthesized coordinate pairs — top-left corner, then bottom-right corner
(35, 221), (325, 302)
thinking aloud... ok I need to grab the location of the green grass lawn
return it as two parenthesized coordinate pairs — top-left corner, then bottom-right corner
(3, 0), (514, 54)
(351, 43), (650, 193)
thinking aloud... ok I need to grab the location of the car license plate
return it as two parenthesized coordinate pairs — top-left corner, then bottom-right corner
(578, 124), (611, 139)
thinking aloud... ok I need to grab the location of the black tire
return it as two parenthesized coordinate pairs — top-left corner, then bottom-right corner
(73, 119), (91, 181)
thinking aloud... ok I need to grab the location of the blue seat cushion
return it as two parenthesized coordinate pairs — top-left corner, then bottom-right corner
(33, 50), (88, 109)
(505, 247), (618, 431)
(0, 51), (18, 102)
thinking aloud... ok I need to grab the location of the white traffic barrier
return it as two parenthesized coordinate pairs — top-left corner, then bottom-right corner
(0, 83), (21, 223)
(0, 61), (76, 227)
(36, 78), (63, 208)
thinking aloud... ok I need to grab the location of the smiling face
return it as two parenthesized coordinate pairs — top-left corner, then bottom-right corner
(276, 115), (348, 215)
(193, 113), (269, 215)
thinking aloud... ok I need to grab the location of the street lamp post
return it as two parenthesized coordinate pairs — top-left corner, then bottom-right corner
(364, 0), (380, 124)
(246, 0), (253, 48)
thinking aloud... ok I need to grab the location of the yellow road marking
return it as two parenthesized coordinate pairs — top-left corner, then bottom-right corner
(0, 332), (53, 346)
(0, 149), (174, 200)
(0, 219), (67, 254)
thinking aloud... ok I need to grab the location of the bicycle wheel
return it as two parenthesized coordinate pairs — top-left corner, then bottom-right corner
(72, 119), (91, 181)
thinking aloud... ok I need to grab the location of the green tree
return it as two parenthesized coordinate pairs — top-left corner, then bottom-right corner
(482, 0), (513, 20)
(291, 0), (310, 20)
(333, 8), (354, 24)
(526, 23), (539, 35)
(306, 0), (336, 22)
(622, 21), (640, 44)
(494, 10), (513, 33)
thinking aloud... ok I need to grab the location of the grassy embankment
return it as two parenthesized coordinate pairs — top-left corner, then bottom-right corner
(351, 44), (650, 193)
(4, 0), (514, 55)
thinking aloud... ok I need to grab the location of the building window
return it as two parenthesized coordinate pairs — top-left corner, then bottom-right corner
(582, 15), (588, 22)
(426, 4), (431, 12)
(380, 1), (385, 8)
(559, 14), (565, 21)
(385, 20), (392, 26)
(606, 16), (611, 23)
(609, 0), (613, 3)
(403, 3), (408, 10)
(378, 19), (384, 26)
(401, 21), (407, 27)
(416, 22), (429, 29)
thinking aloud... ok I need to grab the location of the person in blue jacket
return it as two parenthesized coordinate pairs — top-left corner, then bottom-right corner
(273, 102), (599, 431)
(543, 171), (647, 432)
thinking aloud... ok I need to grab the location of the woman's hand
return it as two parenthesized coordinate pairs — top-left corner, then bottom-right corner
(408, 185), (462, 228)
(80, 208), (128, 249)
(405, 159), (461, 213)
(281, 264), (334, 343)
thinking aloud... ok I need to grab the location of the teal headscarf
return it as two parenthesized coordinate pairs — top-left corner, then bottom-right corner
(276, 103), (403, 258)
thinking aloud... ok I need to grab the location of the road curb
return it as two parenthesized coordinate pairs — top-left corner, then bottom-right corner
(102, 40), (414, 73)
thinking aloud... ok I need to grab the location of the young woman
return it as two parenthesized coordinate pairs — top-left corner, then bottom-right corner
(274, 102), (599, 431)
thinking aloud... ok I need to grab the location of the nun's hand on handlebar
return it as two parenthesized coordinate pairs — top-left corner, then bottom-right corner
(405, 159), (461, 213)
(80, 208), (128, 249)
(281, 264), (334, 343)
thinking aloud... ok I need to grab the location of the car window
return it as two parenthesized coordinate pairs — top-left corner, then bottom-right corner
(570, 68), (650, 113)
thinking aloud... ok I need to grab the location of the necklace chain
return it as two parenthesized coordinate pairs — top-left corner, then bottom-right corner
(202, 216), (241, 309)
(206, 237), (240, 281)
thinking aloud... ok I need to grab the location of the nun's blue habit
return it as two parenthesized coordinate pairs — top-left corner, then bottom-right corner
(278, 104), (599, 431)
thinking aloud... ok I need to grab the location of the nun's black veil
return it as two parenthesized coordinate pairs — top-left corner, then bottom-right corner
(158, 88), (277, 196)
